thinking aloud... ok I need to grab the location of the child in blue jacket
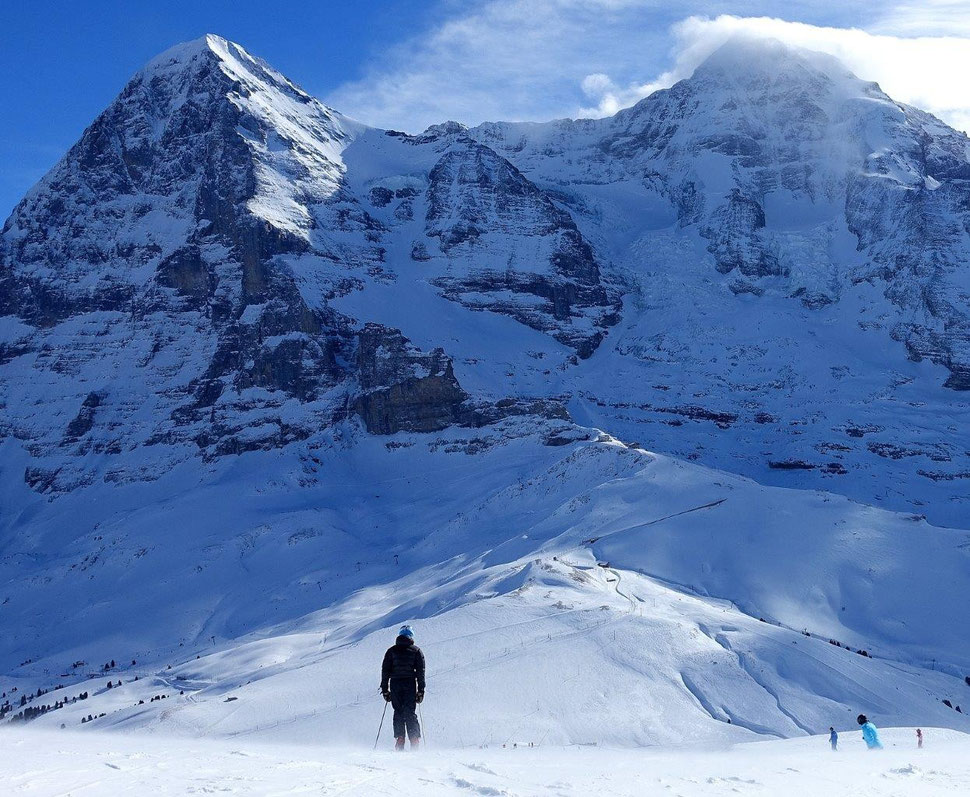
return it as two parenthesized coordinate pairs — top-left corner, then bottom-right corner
(857, 714), (883, 749)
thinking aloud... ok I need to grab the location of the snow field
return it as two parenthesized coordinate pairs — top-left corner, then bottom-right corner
(1, 726), (967, 796)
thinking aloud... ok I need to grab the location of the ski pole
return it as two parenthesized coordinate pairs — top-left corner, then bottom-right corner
(418, 703), (427, 746)
(374, 701), (388, 750)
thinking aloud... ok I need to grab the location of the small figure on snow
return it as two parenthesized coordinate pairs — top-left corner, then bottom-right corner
(829, 727), (838, 751)
(857, 714), (883, 749)
(916, 728), (923, 749)
(381, 624), (425, 751)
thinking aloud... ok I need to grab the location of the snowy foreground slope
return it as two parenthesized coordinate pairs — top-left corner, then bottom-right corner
(1, 33), (970, 762)
(2, 727), (969, 796)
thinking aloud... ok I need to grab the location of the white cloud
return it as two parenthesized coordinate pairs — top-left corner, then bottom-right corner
(327, 1), (970, 134)
(872, 0), (970, 36)
(327, 0), (674, 131)
(653, 14), (970, 133)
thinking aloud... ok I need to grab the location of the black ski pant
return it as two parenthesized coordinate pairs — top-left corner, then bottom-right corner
(389, 680), (421, 740)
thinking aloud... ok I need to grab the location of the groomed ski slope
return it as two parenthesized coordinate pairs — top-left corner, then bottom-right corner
(38, 548), (969, 748)
(2, 726), (968, 796)
(64, 555), (970, 747)
(8, 426), (970, 749)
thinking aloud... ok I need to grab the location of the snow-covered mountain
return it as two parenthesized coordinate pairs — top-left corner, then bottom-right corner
(0, 34), (968, 745)
(469, 37), (970, 524)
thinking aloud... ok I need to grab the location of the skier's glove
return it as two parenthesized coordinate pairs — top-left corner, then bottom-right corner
(416, 692), (424, 704)
(382, 690), (391, 702)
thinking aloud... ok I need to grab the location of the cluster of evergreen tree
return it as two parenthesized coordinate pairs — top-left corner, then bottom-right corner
(1, 687), (89, 722)
(2, 650), (149, 727)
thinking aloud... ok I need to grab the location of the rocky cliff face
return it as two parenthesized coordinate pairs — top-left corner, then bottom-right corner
(474, 39), (970, 389)
(1, 34), (969, 524)
(0, 36), (365, 479)
(353, 323), (468, 434)
(421, 131), (619, 357)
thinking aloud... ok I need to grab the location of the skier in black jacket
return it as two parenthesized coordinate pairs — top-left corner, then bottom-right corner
(381, 625), (425, 750)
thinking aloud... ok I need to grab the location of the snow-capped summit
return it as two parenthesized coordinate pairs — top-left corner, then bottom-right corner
(144, 33), (275, 74)
(141, 34), (340, 124)
(141, 33), (232, 72)
(691, 33), (855, 81)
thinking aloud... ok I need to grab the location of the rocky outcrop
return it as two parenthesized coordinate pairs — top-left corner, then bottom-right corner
(155, 247), (216, 308)
(423, 140), (620, 357)
(350, 325), (576, 434)
(63, 391), (105, 442)
(353, 324), (468, 434)
(702, 190), (784, 278)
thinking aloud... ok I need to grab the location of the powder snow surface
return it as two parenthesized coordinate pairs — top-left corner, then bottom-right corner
(1, 727), (967, 796)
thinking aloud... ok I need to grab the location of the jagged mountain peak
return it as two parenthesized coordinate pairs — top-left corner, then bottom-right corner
(126, 32), (356, 158)
(141, 32), (229, 71)
(2, 32), (359, 282)
(140, 33), (328, 115)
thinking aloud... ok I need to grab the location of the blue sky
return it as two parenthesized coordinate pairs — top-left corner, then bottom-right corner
(3, 0), (970, 218)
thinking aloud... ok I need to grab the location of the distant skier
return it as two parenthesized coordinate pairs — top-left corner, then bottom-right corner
(917, 728), (923, 749)
(381, 624), (425, 751)
(829, 727), (838, 751)
(857, 714), (883, 749)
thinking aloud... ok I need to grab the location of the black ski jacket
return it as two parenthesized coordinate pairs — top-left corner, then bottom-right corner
(381, 637), (426, 692)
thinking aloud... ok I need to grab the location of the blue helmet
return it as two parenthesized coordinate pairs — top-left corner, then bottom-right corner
(398, 624), (414, 640)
